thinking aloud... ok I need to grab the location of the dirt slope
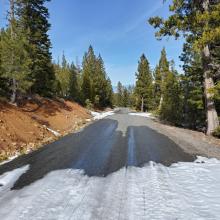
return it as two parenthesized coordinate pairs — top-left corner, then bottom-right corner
(0, 98), (91, 161)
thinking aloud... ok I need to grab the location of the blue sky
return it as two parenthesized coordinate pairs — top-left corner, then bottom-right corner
(0, 0), (185, 86)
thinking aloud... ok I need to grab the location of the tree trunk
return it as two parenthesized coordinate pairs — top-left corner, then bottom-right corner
(202, 0), (219, 135)
(203, 45), (219, 135)
(159, 95), (163, 110)
(11, 78), (17, 103)
(141, 97), (144, 112)
(10, 0), (17, 104)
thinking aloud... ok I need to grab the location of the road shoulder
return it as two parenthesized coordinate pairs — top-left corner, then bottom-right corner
(145, 119), (220, 160)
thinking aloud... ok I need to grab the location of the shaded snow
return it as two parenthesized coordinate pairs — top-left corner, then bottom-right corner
(129, 112), (155, 119)
(0, 165), (29, 194)
(91, 111), (115, 120)
(0, 158), (220, 219)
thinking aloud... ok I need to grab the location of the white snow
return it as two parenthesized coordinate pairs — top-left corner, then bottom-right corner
(91, 110), (115, 120)
(0, 158), (220, 219)
(43, 125), (61, 137)
(0, 154), (19, 166)
(0, 165), (29, 194)
(129, 112), (156, 119)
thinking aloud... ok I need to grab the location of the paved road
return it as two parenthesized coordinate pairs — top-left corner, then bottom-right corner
(1, 110), (220, 220)
(0, 109), (194, 189)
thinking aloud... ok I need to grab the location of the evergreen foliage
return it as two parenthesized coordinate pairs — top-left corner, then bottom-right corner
(0, 0), (54, 101)
(0, 1), (113, 109)
(159, 70), (182, 125)
(116, 81), (124, 107)
(81, 46), (113, 108)
(135, 54), (153, 111)
(180, 43), (206, 130)
(149, 0), (220, 134)
(114, 82), (135, 108)
(16, 0), (54, 96)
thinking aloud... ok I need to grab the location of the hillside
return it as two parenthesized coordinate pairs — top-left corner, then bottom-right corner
(0, 98), (91, 161)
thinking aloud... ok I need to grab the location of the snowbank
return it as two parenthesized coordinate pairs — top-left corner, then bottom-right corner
(91, 110), (115, 120)
(129, 112), (156, 119)
(0, 157), (220, 219)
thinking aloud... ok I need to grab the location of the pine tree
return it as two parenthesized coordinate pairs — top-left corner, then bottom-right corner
(127, 85), (136, 108)
(157, 48), (170, 110)
(116, 81), (123, 107)
(122, 87), (129, 107)
(1, 0), (32, 102)
(81, 46), (113, 108)
(149, 0), (220, 134)
(180, 42), (206, 130)
(81, 51), (93, 104)
(16, 0), (54, 97)
(135, 54), (153, 111)
(54, 53), (76, 99)
(105, 77), (113, 107)
(0, 29), (7, 97)
(69, 62), (79, 101)
(93, 55), (108, 108)
(153, 65), (162, 108)
(160, 69), (182, 125)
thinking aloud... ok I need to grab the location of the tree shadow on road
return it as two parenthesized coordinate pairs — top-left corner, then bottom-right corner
(0, 118), (195, 190)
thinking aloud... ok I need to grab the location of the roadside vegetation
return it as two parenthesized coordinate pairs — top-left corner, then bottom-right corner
(0, 0), (113, 110)
(0, 0), (114, 161)
(0, 0), (219, 160)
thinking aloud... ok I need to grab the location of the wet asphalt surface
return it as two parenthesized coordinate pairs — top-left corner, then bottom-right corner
(0, 108), (195, 189)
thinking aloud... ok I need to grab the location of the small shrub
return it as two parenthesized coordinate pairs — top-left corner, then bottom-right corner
(85, 99), (93, 110)
(212, 126), (220, 138)
(94, 95), (100, 108)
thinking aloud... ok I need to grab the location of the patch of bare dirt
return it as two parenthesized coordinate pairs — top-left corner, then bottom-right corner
(0, 98), (91, 161)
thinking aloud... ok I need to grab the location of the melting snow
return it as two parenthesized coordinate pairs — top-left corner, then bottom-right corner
(43, 125), (61, 137)
(0, 158), (220, 219)
(0, 155), (19, 166)
(0, 165), (29, 194)
(91, 110), (115, 120)
(129, 112), (155, 119)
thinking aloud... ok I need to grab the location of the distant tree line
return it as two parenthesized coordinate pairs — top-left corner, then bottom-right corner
(117, 43), (219, 136)
(0, 0), (113, 109)
(115, 82), (135, 108)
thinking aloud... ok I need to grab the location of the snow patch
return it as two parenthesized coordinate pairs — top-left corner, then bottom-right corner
(91, 110), (115, 120)
(0, 165), (29, 193)
(43, 125), (61, 137)
(129, 112), (156, 119)
(0, 158), (220, 219)
(0, 154), (19, 166)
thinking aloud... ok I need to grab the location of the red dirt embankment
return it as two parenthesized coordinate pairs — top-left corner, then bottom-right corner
(0, 98), (91, 161)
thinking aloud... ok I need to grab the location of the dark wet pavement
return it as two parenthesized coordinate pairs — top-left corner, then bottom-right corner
(0, 109), (195, 189)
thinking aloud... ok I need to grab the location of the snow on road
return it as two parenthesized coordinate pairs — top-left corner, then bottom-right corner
(0, 158), (220, 219)
(129, 112), (155, 119)
(91, 110), (115, 120)
(0, 165), (29, 194)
